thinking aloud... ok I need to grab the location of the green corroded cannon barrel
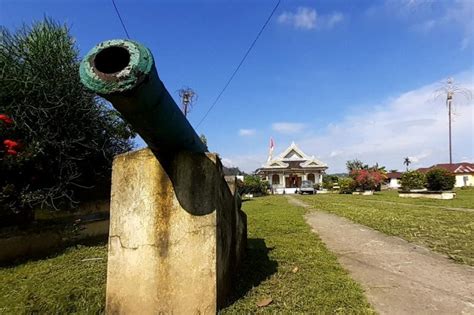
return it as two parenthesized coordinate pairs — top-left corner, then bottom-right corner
(79, 39), (207, 155)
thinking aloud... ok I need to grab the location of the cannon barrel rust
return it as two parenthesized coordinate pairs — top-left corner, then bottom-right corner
(79, 39), (207, 155)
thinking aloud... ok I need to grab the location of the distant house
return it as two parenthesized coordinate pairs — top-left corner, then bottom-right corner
(417, 163), (474, 187)
(386, 171), (403, 189)
(257, 142), (328, 194)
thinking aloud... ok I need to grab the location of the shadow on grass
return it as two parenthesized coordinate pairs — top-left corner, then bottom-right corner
(223, 238), (278, 307)
(0, 235), (108, 268)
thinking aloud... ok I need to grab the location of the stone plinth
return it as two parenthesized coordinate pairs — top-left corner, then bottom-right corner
(398, 191), (456, 199)
(106, 149), (246, 314)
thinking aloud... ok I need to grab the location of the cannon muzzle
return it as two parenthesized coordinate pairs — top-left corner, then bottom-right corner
(79, 39), (208, 156)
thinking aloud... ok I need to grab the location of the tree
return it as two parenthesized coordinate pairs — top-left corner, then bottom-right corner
(322, 174), (339, 189)
(338, 177), (356, 194)
(0, 19), (134, 221)
(400, 171), (426, 191)
(425, 168), (455, 191)
(351, 169), (385, 191)
(403, 157), (411, 171)
(346, 159), (366, 172)
(239, 175), (269, 195)
(222, 166), (246, 176)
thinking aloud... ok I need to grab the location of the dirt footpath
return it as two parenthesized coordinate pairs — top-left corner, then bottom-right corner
(287, 196), (474, 315)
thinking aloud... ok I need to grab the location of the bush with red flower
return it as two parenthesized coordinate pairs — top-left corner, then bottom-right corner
(350, 168), (386, 191)
(0, 114), (13, 125)
(0, 114), (22, 156)
(1, 19), (134, 226)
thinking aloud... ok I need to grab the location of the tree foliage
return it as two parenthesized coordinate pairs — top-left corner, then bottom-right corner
(222, 166), (246, 176)
(346, 159), (386, 191)
(346, 159), (366, 172)
(400, 171), (426, 191)
(350, 169), (386, 191)
(239, 175), (269, 195)
(426, 168), (455, 191)
(338, 177), (356, 194)
(322, 175), (339, 189)
(0, 19), (134, 220)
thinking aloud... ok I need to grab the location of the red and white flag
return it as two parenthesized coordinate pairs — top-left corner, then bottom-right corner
(267, 138), (275, 162)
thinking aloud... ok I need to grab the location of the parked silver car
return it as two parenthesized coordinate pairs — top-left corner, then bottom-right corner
(299, 180), (315, 194)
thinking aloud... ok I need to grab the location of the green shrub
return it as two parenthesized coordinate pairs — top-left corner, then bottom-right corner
(0, 19), (134, 224)
(239, 175), (269, 195)
(426, 168), (455, 191)
(338, 178), (356, 194)
(322, 175), (338, 190)
(400, 171), (426, 190)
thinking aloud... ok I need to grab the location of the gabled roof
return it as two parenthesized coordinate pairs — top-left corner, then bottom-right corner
(386, 171), (403, 179)
(278, 141), (308, 161)
(262, 141), (327, 170)
(417, 162), (474, 174)
(266, 160), (288, 168)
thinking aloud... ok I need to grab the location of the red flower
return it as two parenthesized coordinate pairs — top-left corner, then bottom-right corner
(0, 114), (13, 125)
(3, 139), (20, 150)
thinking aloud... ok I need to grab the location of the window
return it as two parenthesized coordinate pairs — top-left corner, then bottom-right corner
(307, 173), (315, 182)
(272, 174), (280, 185)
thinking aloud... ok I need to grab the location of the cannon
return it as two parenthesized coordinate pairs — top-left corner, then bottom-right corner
(79, 39), (246, 314)
(79, 39), (207, 157)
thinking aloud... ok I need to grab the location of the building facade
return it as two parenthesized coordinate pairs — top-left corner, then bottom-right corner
(417, 163), (474, 188)
(386, 171), (402, 189)
(257, 142), (328, 194)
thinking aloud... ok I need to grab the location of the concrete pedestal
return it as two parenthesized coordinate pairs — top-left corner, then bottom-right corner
(106, 148), (246, 314)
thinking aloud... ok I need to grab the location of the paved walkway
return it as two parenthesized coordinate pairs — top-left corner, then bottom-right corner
(287, 196), (474, 315)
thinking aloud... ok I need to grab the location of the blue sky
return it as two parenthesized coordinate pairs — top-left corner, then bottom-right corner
(1, 0), (473, 172)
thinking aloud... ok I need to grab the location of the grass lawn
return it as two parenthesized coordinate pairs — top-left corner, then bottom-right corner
(0, 196), (374, 314)
(298, 189), (474, 266)
(349, 188), (474, 209)
(221, 196), (372, 313)
(0, 240), (107, 314)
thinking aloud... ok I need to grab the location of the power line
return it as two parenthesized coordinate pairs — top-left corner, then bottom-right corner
(111, 0), (131, 39)
(196, 0), (281, 128)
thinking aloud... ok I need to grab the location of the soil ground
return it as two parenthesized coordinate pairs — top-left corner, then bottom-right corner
(288, 195), (474, 315)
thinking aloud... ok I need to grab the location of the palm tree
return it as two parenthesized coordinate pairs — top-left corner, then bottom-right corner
(403, 157), (411, 171)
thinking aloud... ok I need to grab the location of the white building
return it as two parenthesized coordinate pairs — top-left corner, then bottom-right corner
(386, 171), (402, 189)
(257, 142), (328, 194)
(418, 163), (474, 188)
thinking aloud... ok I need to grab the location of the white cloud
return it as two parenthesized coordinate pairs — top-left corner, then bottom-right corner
(238, 128), (256, 136)
(443, 0), (474, 49)
(329, 150), (343, 157)
(277, 7), (344, 31)
(296, 72), (474, 173)
(221, 154), (266, 173)
(221, 158), (235, 168)
(272, 122), (307, 134)
(223, 73), (473, 174)
(413, 19), (436, 32)
(326, 12), (344, 28)
(369, 0), (474, 48)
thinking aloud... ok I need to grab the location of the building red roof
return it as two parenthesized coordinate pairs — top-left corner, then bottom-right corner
(386, 171), (403, 179)
(417, 162), (474, 174)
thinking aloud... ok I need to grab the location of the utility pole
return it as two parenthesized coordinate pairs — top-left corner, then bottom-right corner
(436, 78), (471, 165)
(447, 88), (453, 164)
(178, 87), (197, 117)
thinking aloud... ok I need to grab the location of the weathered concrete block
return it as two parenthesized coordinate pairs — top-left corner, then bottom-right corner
(106, 148), (246, 314)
